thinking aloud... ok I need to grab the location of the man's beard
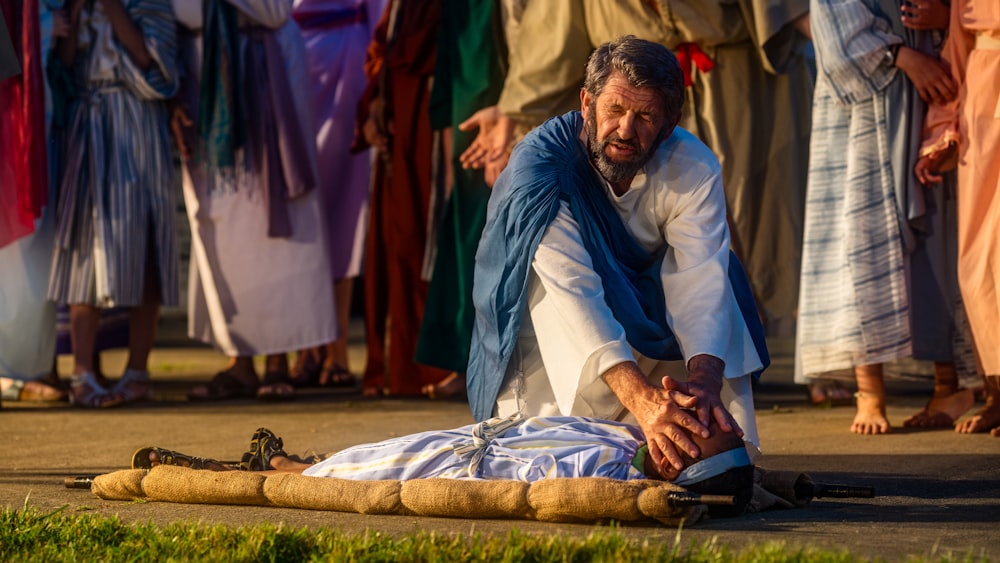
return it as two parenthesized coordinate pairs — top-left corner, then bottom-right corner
(585, 108), (659, 185)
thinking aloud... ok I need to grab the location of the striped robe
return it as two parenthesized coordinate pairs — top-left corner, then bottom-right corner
(302, 416), (647, 481)
(796, 0), (963, 379)
(47, 0), (178, 308)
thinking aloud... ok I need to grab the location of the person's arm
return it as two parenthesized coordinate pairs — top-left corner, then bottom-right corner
(893, 46), (956, 105)
(916, 0), (973, 183)
(352, 0), (391, 153)
(653, 143), (746, 436)
(111, 0), (177, 101)
(740, 0), (811, 73)
(601, 361), (703, 473)
(56, 0), (87, 67)
(496, 0), (589, 128)
(527, 202), (708, 473)
(103, 0), (153, 69)
(900, 0), (950, 31)
(809, 0), (903, 104)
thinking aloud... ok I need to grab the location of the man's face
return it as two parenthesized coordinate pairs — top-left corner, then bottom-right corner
(580, 71), (673, 188)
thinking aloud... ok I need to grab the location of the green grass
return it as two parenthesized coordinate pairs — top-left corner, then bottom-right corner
(0, 506), (987, 563)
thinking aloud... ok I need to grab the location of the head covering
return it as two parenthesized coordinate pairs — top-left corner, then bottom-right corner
(672, 447), (752, 487)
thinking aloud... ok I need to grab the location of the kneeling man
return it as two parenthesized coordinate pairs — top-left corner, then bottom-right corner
(467, 35), (768, 478)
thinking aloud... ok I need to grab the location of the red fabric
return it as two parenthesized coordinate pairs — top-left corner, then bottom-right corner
(675, 43), (715, 88)
(361, 0), (450, 395)
(0, 0), (47, 249)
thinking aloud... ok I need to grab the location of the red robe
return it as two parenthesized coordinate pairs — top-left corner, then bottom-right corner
(0, 0), (47, 249)
(355, 0), (449, 395)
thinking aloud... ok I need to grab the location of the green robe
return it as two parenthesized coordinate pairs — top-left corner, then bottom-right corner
(415, 0), (505, 372)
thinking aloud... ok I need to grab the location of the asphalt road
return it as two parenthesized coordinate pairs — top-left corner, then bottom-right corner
(2, 319), (998, 561)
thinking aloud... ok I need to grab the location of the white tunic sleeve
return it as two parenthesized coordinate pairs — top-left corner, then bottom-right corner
(639, 132), (762, 378)
(527, 202), (635, 417)
(520, 129), (763, 420)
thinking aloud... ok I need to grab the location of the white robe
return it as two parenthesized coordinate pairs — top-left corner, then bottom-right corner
(494, 129), (763, 450)
(175, 0), (337, 356)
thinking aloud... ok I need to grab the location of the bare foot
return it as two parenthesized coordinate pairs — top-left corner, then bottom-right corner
(955, 400), (1000, 434)
(903, 388), (975, 428)
(852, 393), (892, 434)
(421, 372), (467, 400)
(18, 379), (68, 401)
(362, 386), (386, 398)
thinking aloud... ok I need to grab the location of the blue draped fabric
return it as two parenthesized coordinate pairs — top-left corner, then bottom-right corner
(466, 112), (768, 422)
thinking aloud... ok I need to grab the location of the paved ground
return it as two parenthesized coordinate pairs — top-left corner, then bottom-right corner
(2, 314), (999, 561)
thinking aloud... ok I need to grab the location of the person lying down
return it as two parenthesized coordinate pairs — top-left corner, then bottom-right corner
(134, 414), (754, 516)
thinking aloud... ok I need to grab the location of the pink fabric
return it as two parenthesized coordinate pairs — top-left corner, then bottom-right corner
(921, 0), (1000, 373)
(293, 0), (384, 278)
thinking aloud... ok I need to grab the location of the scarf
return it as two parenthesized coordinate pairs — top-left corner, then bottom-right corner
(466, 112), (768, 422)
(198, 0), (317, 237)
(197, 0), (244, 171)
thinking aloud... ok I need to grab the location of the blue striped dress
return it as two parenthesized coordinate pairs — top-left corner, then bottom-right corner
(302, 416), (647, 481)
(47, 0), (178, 308)
(796, 0), (968, 380)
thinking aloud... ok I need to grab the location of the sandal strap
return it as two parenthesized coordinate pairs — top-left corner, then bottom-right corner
(71, 372), (124, 409)
(189, 371), (259, 401)
(239, 427), (287, 471)
(132, 446), (238, 470)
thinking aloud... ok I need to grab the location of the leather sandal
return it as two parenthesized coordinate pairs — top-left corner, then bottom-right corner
(70, 372), (125, 409)
(113, 369), (151, 403)
(239, 428), (288, 471)
(319, 364), (355, 388)
(257, 371), (296, 402)
(131, 446), (238, 470)
(188, 371), (259, 401)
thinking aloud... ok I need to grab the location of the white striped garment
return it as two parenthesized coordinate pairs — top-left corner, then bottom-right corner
(47, 0), (178, 308)
(796, 0), (913, 379)
(302, 416), (647, 482)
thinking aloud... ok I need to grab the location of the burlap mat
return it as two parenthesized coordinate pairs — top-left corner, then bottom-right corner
(91, 467), (818, 525)
(92, 467), (704, 525)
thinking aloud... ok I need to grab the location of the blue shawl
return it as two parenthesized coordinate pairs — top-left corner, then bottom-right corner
(466, 112), (768, 422)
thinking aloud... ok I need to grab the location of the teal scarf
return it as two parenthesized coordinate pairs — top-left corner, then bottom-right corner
(198, 0), (244, 170)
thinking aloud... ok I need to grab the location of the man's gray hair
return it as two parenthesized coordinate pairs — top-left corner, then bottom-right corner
(583, 35), (685, 125)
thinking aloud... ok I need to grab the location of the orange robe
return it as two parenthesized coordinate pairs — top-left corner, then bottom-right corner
(921, 0), (1000, 374)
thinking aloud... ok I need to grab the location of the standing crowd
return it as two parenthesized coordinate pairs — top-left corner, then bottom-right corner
(1, 0), (998, 447)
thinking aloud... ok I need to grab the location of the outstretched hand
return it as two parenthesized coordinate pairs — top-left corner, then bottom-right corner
(458, 105), (514, 186)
